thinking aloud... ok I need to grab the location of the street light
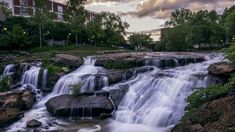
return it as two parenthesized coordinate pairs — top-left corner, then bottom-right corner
(3, 27), (7, 31)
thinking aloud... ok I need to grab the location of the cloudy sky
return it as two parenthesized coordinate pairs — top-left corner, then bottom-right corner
(55, 0), (235, 39)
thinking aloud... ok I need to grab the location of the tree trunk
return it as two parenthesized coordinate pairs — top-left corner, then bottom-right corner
(76, 34), (78, 45)
(39, 27), (42, 48)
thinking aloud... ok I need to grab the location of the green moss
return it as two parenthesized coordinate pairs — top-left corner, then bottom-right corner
(0, 75), (13, 92)
(103, 60), (136, 69)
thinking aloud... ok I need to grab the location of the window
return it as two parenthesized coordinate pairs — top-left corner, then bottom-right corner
(20, 0), (28, 6)
(58, 5), (63, 13)
(20, 0), (28, 15)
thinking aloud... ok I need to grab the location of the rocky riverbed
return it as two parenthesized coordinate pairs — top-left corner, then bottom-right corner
(0, 52), (234, 132)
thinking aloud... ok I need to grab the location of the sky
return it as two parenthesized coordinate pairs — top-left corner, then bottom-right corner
(55, 0), (235, 40)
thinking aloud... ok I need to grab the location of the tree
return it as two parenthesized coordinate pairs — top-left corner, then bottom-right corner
(225, 10), (235, 43)
(85, 14), (105, 45)
(129, 33), (153, 51)
(164, 26), (189, 51)
(30, 0), (52, 47)
(66, 0), (86, 45)
(0, 1), (11, 18)
(99, 12), (129, 45)
(0, 25), (31, 49)
(166, 8), (193, 26)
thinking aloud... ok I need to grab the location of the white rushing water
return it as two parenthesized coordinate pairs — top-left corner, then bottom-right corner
(6, 53), (225, 132)
(103, 53), (224, 132)
(3, 64), (15, 75)
(6, 56), (107, 132)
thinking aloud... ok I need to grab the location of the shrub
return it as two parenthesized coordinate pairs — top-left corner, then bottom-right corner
(186, 77), (235, 111)
(70, 84), (81, 96)
(0, 75), (13, 92)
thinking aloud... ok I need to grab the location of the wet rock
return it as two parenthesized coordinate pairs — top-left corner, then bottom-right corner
(208, 62), (235, 75)
(0, 90), (35, 110)
(172, 95), (235, 132)
(109, 84), (130, 106)
(0, 108), (20, 125)
(46, 95), (114, 117)
(27, 119), (42, 128)
(53, 54), (82, 68)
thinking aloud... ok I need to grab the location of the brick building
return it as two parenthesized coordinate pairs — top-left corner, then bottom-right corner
(1, 0), (67, 21)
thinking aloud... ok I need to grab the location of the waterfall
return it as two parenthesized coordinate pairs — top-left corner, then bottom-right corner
(6, 53), (225, 132)
(3, 64), (15, 75)
(105, 54), (224, 132)
(21, 66), (41, 89)
(41, 69), (48, 89)
(52, 57), (107, 95)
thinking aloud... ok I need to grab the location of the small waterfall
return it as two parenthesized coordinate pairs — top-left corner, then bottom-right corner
(41, 69), (48, 89)
(80, 75), (96, 92)
(21, 66), (41, 89)
(3, 64), (15, 75)
(99, 76), (109, 88)
(51, 56), (106, 95)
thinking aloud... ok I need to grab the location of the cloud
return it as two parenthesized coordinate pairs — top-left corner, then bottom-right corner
(86, 0), (130, 4)
(119, 0), (235, 19)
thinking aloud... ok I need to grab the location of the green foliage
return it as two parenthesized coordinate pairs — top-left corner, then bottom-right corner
(163, 7), (230, 51)
(0, 25), (31, 49)
(129, 33), (153, 51)
(225, 10), (235, 39)
(0, 75), (12, 92)
(224, 38), (235, 65)
(0, 1), (11, 17)
(44, 63), (69, 74)
(186, 77), (235, 111)
(70, 83), (81, 96)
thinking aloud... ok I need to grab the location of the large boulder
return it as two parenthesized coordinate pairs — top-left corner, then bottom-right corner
(208, 62), (235, 76)
(53, 54), (82, 68)
(46, 95), (114, 117)
(172, 95), (235, 132)
(0, 90), (35, 110)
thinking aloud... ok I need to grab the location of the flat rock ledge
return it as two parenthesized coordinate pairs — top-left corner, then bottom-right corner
(46, 94), (114, 118)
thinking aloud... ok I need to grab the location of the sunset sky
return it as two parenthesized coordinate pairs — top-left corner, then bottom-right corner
(55, 0), (235, 39)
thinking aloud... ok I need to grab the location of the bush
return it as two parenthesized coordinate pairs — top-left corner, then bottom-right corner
(0, 75), (13, 92)
(186, 77), (235, 111)
(0, 25), (31, 50)
(70, 84), (81, 96)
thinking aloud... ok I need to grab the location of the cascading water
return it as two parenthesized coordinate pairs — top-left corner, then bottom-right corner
(104, 54), (224, 132)
(6, 53), (225, 132)
(21, 66), (41, 88)
(52, 57), (107, 95)
(6, 56), (108, 132)
(3, 64), (15, 75)
(41, 69), (48, 89)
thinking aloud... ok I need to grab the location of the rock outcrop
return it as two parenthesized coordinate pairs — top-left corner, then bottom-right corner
(53, 54), (82, 68)
(95, 52), (205, 69)
(0, 90), (35, 125)
(46, 94), (114, 117)
(208, 62), (235, 76)
(172, 95), (235, 132)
